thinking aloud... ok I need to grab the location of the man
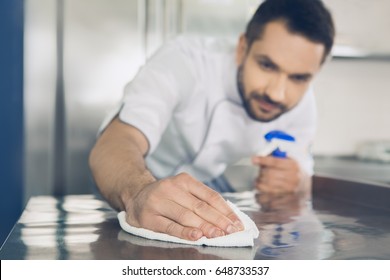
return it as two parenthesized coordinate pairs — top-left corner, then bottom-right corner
(89, 0), (335, 241)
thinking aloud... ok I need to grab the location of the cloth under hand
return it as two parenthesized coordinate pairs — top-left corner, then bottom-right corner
(117, 201), (259, 247)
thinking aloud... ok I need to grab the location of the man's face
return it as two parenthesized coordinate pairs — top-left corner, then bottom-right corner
(236, 20), (325, 122)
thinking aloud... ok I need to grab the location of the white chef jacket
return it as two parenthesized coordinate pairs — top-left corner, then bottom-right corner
(100, 36), (317, 187)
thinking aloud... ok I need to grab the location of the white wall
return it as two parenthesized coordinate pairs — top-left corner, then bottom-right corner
(313, 58), (390, 155)
(324, 0), (390, 54)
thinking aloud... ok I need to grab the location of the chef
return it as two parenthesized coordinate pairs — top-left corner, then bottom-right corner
(89, 0), (335, 241)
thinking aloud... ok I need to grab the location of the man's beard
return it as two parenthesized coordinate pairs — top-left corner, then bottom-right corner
(236, 65), (288, 122)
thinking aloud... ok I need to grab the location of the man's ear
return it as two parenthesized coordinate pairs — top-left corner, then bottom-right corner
(235, 34), (248, 65)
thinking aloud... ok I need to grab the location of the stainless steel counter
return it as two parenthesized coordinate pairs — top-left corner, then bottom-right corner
(1, 175), (390, 260)
(314, 155), (390, 185)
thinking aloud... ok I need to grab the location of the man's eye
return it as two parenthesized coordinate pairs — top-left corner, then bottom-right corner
(290, 75), (309, 83)
(259, 61), (274, 70)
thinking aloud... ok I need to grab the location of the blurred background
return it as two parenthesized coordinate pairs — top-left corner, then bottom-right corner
(1, 0), (390, 246)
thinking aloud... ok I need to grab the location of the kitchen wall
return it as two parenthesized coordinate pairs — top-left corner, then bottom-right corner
(314, 0), (390, 156)
(313, 58), (390, 156)
(24, 0), (144, 201)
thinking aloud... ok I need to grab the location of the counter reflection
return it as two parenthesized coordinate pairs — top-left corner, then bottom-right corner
(10, 190), (389, 260)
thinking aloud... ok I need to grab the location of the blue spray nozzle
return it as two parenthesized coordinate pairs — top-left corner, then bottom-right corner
(264, 130), (295, 158)
(264, 130), (295, 142)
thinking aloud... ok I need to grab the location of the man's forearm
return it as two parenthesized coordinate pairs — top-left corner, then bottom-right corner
(89, 119), (245, 241)
(89, 119), (156, 211)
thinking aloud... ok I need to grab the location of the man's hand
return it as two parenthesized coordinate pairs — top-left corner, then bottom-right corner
(124, 173), (244, 241)
(252, 156), (307, 194)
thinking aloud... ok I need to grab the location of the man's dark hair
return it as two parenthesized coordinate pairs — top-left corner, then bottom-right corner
(245, 0), (335, 61)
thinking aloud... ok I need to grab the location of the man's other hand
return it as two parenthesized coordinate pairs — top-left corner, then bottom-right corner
(252, 156), (306, 194)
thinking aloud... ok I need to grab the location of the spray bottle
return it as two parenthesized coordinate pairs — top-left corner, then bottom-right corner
(224, 130), (295, 191)
(234, 130), (295, 166)
(261, 130), (295, 158)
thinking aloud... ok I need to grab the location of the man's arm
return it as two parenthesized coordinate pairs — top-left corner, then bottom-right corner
(89, 117), (244, 241)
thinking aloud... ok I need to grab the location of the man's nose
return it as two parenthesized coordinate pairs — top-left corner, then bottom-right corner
(266, 74), (287, 103)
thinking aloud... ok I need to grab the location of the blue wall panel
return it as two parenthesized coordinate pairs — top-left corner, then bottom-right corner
(0, 0), (24, 247)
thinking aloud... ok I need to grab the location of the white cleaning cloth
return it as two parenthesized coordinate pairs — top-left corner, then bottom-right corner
(117, 231), (258, 259)
(117, 201), (259, 247)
